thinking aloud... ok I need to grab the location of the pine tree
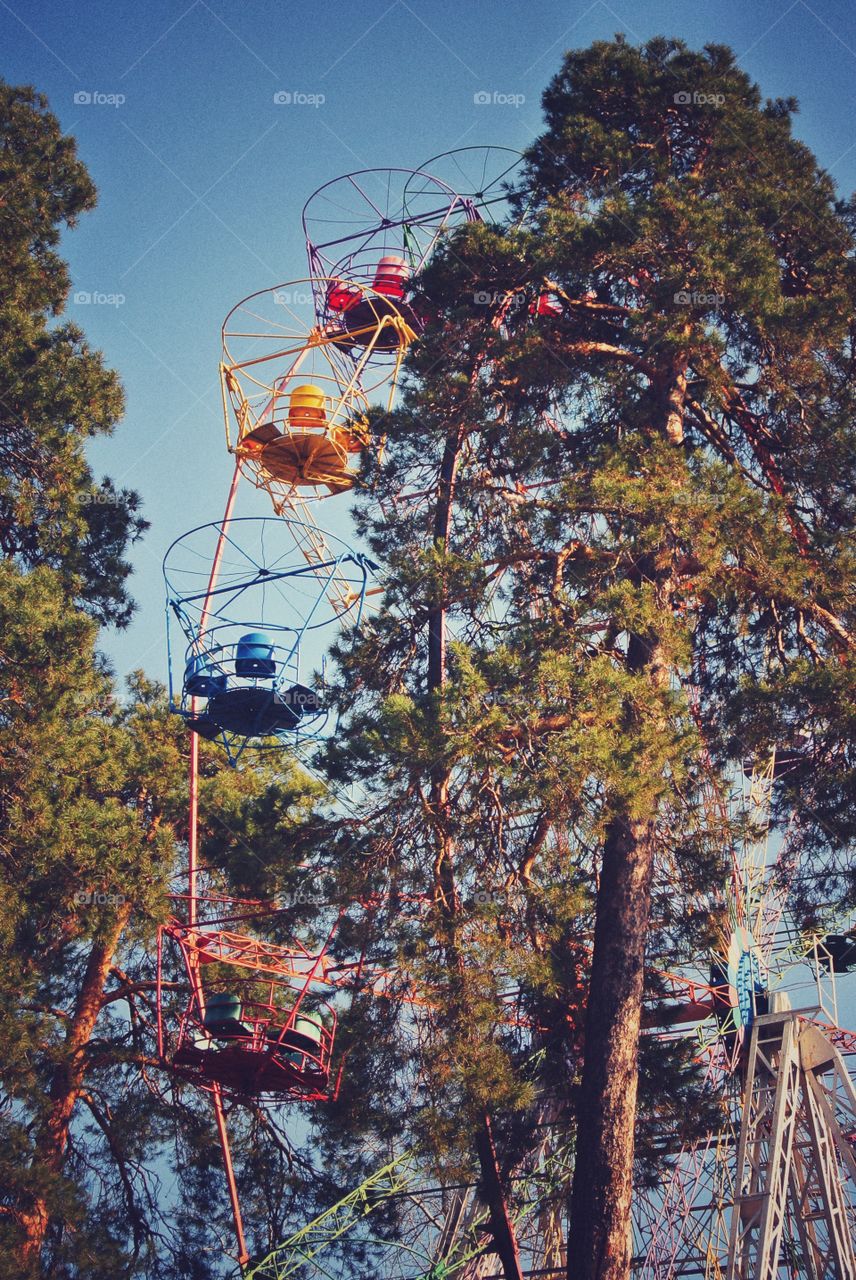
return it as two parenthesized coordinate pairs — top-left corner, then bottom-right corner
(308, 34), (856, 1280)
(0, 585), (324, 1276)
(0, 81), (145, 626)
(510, 39), (856, 1277)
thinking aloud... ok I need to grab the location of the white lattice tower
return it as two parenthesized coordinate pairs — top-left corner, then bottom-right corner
(726, 1010), (856, 1280)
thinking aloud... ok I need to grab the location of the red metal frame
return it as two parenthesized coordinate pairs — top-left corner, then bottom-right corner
(171, 987), (338, 1102)
(157, 906), (346, 1105)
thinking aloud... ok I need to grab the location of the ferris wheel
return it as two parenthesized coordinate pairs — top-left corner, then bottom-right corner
(158, 146), (536, 1276)
(632, 748), (856, 1279)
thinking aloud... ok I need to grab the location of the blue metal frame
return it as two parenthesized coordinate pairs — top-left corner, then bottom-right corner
(163, 517), (376, 764)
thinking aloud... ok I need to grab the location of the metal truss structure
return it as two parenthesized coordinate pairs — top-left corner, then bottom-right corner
(727, 1009), (856, 1280)
(243, 1132), (573, 1280)
(243, 1153), (418, 1279)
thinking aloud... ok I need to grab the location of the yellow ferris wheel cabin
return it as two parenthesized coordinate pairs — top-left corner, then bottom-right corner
(237, 383), (370, 496)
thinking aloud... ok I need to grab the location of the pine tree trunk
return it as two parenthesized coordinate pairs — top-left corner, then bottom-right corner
(564, 353), (686, 1280)
(566, 630), (669, 1280)
(19, 902), (132, 1265)
(566, 810), (656, 1280)
(475, 1112), (526, 1280)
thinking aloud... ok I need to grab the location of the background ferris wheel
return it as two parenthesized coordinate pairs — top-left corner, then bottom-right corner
(634, 746), (856, 1279)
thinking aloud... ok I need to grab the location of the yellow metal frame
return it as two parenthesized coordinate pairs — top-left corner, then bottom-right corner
(219, 280), (413, 508)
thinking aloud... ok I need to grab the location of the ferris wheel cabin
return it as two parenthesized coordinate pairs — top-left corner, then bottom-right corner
(326, 255), (421, 350)
(172, 989), (335, 1101)
(182, 630), (321, 741)
(237, 383), (368, 495)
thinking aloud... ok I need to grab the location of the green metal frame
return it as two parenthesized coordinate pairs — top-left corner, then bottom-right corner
(243, 1152), (417, 1279)
(244, 1138), (575, 1280)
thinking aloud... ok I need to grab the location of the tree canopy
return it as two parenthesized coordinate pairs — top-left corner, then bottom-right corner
(0, 80), (326, 1278)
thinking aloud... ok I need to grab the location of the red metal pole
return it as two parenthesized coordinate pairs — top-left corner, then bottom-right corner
(188, 728), (200, 932)
(212, 1083), (250, 1266)
(183, 461), (250, 1267)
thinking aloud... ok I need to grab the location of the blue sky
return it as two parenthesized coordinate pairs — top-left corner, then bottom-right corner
(3, 0), (856, 682)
